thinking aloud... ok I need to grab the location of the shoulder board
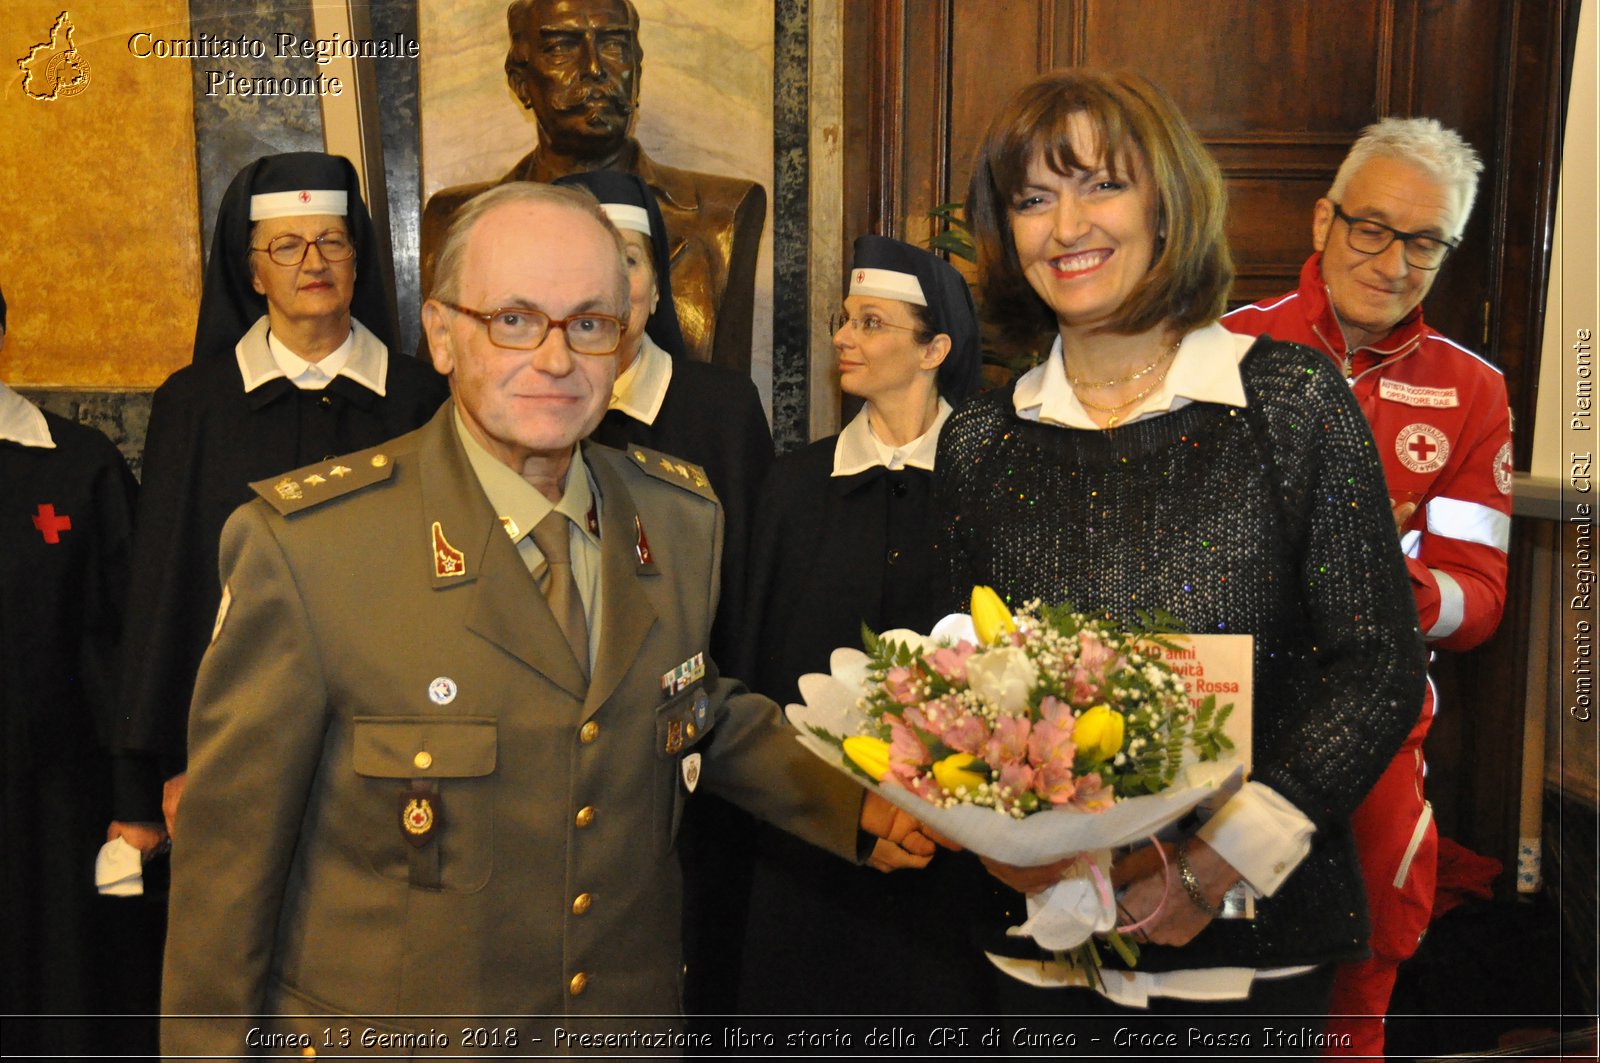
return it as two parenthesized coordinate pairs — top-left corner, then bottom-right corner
(249, 445), (397, 516)
(623, 445), (716, 500)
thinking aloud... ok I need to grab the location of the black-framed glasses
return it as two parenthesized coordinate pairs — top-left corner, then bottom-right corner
(829, 311), (920, 338)
(1331, 204), (1457, 271)
(250, 231), (355, 267)
(438, 301), (626, 356)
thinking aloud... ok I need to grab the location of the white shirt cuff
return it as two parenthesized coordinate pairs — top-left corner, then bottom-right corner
(1195, 781), (1315, 897)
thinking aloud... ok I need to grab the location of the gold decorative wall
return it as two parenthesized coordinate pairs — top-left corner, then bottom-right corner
(0, 1), (201, 388)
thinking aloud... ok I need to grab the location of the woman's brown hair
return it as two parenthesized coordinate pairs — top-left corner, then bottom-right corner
(966, 69), (1233, 344)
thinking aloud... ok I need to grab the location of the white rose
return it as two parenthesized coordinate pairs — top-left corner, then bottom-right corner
(964, 646), (1039, 715)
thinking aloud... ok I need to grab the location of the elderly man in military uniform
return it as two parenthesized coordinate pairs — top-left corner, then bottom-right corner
(161, 182), (923, 1054)
(420, 0), (764, 373)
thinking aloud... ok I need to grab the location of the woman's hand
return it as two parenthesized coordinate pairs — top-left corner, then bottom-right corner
(1112, 838), (1241, 947)
(979, 854), (1079, 894)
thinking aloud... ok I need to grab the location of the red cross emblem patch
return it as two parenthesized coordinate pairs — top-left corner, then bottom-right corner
(298, 190), (311, 204)
(855, 270), (866, 285)
(1494, 440), (1513, 495)
(1395, 423), (1450, 474)
(31, 503), (72, 544)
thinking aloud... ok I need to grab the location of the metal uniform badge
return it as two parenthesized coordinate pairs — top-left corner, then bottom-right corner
(665, 720), (683, 755)
(635, 515), (653, 566)
(682, 752), (702, 793)
(432, 521), (466, 578)
(400, 790), (441, 847)
(428, 676), (458, 705)
(274, 478), (303, 501)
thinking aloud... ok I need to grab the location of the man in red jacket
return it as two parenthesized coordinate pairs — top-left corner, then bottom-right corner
(1224, 117), (1511, 1057)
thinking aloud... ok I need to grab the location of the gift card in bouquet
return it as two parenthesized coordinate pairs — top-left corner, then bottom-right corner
(1144, 634), (1253, 772)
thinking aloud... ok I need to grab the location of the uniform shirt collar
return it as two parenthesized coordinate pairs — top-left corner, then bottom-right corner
(236, 316), (389, 395)
(609, 332), (673, 425)
(0, 381), (53, 448)
(1013, 321), (1251, 428)
(453, 408), (600, 550)
(833, 397), (952, 476)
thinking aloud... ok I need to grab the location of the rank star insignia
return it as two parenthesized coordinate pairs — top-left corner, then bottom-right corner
(303, 473), (326, 486)
(274, 478), (303, 501)
(329, 465), (352, 478)
(432, 521), (466, 578)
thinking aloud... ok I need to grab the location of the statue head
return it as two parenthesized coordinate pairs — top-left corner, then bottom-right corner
(505, 0), (642, 158)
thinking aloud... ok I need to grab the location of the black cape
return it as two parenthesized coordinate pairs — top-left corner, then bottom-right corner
(1, 413), (161, 1054)
(113, 351), (446, 818)
(733, 434), (995, 1015)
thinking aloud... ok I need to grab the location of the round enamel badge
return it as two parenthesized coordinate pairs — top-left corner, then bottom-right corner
(428, 676), (458, 705)
(403, 797), (434, 835)
(1396, 423), (1450, 474)
(1494, 441), (1514, 495)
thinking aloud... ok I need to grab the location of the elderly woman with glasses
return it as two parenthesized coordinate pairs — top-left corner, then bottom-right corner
(734, 235), (989, 1015)
(109, 154), (446, 855)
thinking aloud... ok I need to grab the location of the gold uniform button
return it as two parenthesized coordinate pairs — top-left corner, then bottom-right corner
(579, 721), (600, 744)
(685, 722), (697, 739)
(371, 453), (389, 468)
(575, 806), (595, 828)
(569, 972), (588, 996)
(413, 751), (433, 770)
(572, 892), (593, 915)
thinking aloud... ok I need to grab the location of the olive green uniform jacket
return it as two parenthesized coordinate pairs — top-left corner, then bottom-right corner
(161, 403), (860, 1055)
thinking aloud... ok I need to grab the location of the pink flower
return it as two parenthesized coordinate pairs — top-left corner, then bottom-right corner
(996, 759), (1036, 796)
(941, 712), (992, 756)
(1067, 668), (1101, 707)
(1071, 771), (1115, 811)
(887, 716), (930, 770)
(927, 641), (977, 683)
(884, 665), (921, 705)
(985, 715), (1031, 768)
(1037, 695), (1076, 730)
(1078, 631), (1125, 675)
(1028, 704), (1079, 806)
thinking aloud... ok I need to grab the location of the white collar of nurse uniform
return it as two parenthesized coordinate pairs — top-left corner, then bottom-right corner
(1014, 321), (1251, 429)
(0, 381), (53, 448)
(609, 332), (674, 425)
(235, 316), (389, 396)
(832, 397), (952, 476)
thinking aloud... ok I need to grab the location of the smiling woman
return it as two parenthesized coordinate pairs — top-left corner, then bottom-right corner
(941, 68), (1427, 1034)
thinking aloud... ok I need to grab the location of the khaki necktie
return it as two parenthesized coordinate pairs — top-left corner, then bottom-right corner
(531, 512), (589, 678)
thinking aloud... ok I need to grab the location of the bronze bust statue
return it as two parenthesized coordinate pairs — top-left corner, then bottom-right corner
(420, 0), (766, 372)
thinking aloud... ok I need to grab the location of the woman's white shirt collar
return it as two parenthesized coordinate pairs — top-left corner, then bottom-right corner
(1013, 321), (1252, 429)
(833, 397), (952, 476)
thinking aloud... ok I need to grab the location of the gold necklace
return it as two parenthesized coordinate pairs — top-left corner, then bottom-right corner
(1071, 350), (1179, 429)
(1066, 339), (1180, 388)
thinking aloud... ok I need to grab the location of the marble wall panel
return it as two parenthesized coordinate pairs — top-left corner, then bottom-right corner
(418, 0), (776, 402)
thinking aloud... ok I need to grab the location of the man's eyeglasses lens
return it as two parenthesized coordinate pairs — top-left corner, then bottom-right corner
(445, 304), (624, 355)
(1334, 206), (1453, 270)
(260, 233), (355, 267)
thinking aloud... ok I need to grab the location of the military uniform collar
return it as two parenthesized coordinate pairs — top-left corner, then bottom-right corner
(453, 409), (600, 550)
(0, 381), (53, 448)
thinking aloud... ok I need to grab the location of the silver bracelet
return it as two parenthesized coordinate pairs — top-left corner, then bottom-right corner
(1177, 842), (1225, 918)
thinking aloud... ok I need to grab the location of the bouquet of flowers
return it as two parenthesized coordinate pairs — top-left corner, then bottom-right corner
(787, 587), (1245, 963)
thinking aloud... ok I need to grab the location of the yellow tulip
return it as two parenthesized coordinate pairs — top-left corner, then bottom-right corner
(842, 736), (891, 781)
(1075, 704), (1126, 761)
(932, 753), (987, 796)
(970, 585), (1016, 645)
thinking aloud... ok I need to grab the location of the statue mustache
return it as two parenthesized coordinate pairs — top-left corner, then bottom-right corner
(548, 83), (634, 116)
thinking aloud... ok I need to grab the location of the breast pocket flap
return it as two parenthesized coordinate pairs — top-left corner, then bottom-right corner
(352, 716), (497, 778)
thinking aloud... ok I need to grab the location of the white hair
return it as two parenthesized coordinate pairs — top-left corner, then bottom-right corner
(1328, 117), (1484, 240)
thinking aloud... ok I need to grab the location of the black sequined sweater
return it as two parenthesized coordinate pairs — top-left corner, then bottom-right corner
(937, 337), (1427, 972)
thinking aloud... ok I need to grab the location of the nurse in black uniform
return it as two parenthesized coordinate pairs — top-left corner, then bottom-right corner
(736, 235), (988, 1014)
(109, 154), (447, 847)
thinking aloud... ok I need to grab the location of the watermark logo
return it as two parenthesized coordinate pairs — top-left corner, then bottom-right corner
(18, 12), (91, 101)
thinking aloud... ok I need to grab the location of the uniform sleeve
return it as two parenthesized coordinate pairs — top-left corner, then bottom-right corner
(160, 503), (331, 1056)
(1402, 384), (1512, 651)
